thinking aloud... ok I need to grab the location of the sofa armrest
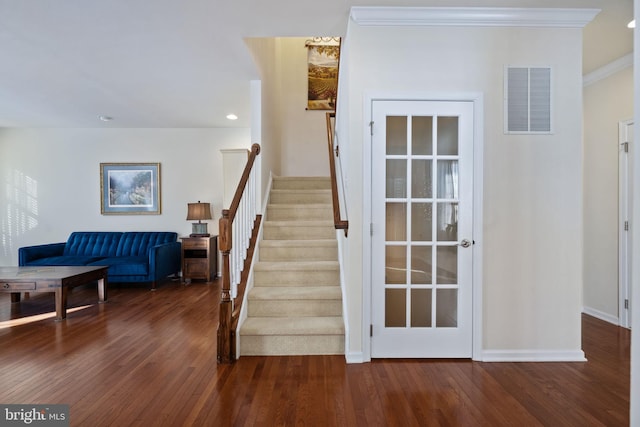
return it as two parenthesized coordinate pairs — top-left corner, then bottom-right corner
(19, 242), (66, 266)
(148, 241), (182, 280)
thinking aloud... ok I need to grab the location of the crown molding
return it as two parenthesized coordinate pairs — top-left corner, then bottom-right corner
(583, 53), (634, 87)
(350, 7), (600, 28)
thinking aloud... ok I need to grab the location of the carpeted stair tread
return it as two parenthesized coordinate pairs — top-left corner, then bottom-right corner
(259, 239), (338, 262)
(264, 220), (334, 227)
(260, 239), (337, 248)
(269, 189), (332, 204)
(242, 316), (344, 336)
(270, 189), (331, 194)
(272, 177), (331, 190)
(254, 261), (339, 271)
(266, 204), (333, 220)
(266, 204), (332, 213)
(249, 286), (342, 300)
(263, 221), (335, 240)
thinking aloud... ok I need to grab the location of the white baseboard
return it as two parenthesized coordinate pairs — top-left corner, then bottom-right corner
(582, 306), (619, 326)
(347, 349), (586, 363)
(481, 349), (586, 362)
(345, 351), (365, 364)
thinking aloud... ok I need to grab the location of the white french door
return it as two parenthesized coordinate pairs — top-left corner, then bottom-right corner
(371, 100), (474, 358)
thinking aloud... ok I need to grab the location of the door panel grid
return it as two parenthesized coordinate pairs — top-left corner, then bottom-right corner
(384, 115), (460, 329)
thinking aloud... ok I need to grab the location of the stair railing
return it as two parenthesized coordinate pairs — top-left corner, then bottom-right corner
(218, 143), (262, 364)
(326, 112), (348, 236)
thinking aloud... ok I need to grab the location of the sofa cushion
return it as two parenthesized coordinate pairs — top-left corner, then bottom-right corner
(27, 256), (106, 266)
(63, 232), (122, 257)
(89, 256), (149, 276)
(116, 232), (178, 257)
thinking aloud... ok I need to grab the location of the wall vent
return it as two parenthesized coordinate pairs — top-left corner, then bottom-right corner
(505, 67), (552, 134)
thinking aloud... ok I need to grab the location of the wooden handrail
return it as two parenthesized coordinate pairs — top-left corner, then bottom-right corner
(326, 112), (348, 236)
(223, 143), (260, 224)
(218, 143), (261, 364)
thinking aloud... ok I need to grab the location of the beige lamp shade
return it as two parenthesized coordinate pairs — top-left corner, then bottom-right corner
(187, 201), (212, 236)
(187, 202), (212, 221)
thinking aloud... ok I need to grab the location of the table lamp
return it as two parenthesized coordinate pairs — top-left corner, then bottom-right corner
(187, 201), (213, 237)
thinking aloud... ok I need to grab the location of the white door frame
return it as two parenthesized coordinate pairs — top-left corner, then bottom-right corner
(619, 119), (633, 328)
(362, 91), (484, 361)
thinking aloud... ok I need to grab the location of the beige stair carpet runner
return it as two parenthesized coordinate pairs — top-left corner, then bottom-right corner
(240, 176), (345, 356)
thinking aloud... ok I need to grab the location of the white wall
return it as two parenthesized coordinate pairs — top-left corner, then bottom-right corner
(583, 66), (634, 321)
(340, 24), (585, 359)
(246, 37), (282, 197)
(246, 37), (330, 180)
(277, 38), (330, 176)
(0, 127), (251, 267)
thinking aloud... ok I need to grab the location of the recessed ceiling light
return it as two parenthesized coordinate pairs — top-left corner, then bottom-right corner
(98, 115), (114, 122)
(226, 114), (238, 120)
(628, 19), (635, 28)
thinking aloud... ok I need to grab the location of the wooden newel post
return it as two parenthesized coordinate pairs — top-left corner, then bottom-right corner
(217, 209), (233, 363)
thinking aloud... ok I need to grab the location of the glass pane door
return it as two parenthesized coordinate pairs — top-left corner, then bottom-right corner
(385, 114), (460, 329)
(371, 99), (473, 358)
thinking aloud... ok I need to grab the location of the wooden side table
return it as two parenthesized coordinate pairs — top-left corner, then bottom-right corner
(180, 236), (217, 283)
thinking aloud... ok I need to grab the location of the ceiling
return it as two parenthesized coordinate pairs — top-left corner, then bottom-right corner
(0, 0), (632, 129)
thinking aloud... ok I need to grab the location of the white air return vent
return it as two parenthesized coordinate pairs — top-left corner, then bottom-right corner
(505, 67), (552, 134)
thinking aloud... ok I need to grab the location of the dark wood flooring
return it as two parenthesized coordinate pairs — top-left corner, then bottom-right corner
(0, 278), (630, 426)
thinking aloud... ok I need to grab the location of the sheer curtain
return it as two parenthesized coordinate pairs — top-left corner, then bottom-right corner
(437, 160), (459, 239)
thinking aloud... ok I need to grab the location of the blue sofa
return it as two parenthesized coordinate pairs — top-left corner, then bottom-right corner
(19, 231), (181, 290)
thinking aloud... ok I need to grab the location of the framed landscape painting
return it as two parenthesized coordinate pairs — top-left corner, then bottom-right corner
(100, 163), (161, 215)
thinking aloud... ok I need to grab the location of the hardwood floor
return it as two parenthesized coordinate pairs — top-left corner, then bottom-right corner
(0, 279), (630, 426)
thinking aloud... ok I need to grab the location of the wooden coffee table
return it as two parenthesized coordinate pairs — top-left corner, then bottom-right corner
(0, 266), (108, 320)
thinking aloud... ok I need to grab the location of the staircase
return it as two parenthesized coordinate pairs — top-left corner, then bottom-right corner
(240, 176), (345, 356)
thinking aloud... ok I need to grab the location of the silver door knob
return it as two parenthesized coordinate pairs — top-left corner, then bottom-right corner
(460, 239), (472, 248)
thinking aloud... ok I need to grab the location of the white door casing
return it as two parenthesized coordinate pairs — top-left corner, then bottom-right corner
(620, 119), (634, 329)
